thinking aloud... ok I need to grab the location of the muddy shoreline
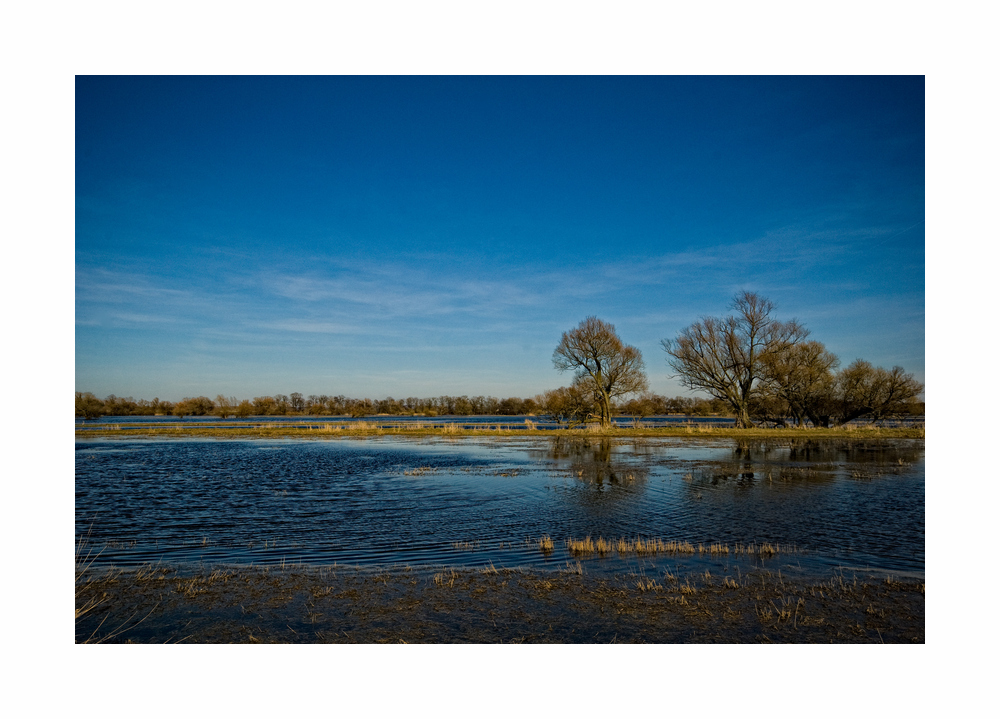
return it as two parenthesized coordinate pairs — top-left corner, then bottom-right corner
(76, 565), (924, 644)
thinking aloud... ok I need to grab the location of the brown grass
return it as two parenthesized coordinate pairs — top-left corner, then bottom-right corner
(562, 536), (790, 558)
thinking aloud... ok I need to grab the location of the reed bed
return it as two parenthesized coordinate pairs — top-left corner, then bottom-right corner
(564, 536), (790, 557)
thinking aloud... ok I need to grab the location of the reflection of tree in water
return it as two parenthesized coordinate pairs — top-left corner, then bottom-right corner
(685, 439), (924, 490)
(536, 438), (651, 488)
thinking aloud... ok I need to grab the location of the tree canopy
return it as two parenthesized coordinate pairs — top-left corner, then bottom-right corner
(553, 316), (648, 427)
(663, 291), (808, 428)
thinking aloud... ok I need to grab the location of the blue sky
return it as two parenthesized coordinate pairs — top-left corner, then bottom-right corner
(76, 76), (924, 401)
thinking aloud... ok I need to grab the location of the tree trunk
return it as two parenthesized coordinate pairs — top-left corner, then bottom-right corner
(734, 405), (755, 429)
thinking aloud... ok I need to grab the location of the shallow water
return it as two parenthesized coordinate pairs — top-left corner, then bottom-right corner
(75, 436), (924, 579)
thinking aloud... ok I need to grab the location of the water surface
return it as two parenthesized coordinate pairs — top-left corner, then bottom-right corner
(76, 436), (924, 579)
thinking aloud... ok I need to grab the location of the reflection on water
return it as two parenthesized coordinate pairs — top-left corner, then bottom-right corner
(76, 436), (924, 579)
(684, 440), (925, 489)
(537, 438), (651, 486)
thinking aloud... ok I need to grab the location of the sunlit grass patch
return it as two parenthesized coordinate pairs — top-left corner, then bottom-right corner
(566, 536), (595, 554)
(433, 570), (458, 587)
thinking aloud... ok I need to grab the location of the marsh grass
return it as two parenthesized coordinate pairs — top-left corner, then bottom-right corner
(567, 536), (595, 554)
(563, 536), (791, 558)
(75, 564), (924, 643)
(75, 531), (103, 621)
(76, 535), (162, 643)
(433, 569), (459, 587)
(635, 576), (660, 592)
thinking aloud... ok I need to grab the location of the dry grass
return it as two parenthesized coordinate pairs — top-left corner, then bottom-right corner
(733, 542), (787, 556)
(562, 536), (789, 558)
(311, 424), (344, 433)
(433, 569), (459, 587)
(75, 533), (104, 621)
(76, 564), (924, 643)
(76, 537), (161, 643)
(635, 577), (660, 592)
(538, 536), (555, 552)
(566, 536), (596, 554)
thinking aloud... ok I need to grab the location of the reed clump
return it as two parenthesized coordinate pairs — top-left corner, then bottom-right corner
(562, 536), (788, 557)
(567, 536), (701, 556)
(733, 541), (787, 556)
(635, 577), (660, 592)
(538, 536), (554, 552)
(433, 570), (458, 587)
(567, 536), (595, 554)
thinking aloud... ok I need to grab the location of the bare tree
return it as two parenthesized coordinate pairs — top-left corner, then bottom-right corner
(831, 360), (923, 425)
(758, 340), (839, 426)
(234, 400), (254, 418)
(662, 292), (808, 428)
(214, 394), (238, 418)
(541, 380), (600, 427)
(553, 317), (648, 428)
(75, 392), (105, 420)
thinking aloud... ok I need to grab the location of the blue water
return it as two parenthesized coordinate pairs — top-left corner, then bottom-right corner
(75, 436), (924, 580)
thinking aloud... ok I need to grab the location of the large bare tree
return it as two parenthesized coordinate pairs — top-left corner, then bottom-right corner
(662, 292), (808, 428)
(553, 317), (648, 428)
(758, 340), (840, 426)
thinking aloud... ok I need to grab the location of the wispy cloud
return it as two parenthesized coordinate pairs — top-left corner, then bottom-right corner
(256, 319), (368, 334)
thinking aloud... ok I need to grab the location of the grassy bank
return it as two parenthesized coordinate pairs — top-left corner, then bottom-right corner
(75, 564), (924, 643)
(76, 422), (925, 440)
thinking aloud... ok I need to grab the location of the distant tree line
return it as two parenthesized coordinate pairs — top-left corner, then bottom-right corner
(75, 291), (924, 427)
(73, 390), (769, 420)
(74, 386), (923, 423)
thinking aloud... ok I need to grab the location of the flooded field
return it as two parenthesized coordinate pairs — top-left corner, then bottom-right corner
(75, 436), (924, 582)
